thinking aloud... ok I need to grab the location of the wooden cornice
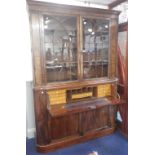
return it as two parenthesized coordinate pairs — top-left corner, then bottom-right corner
(27, 0), (120, 16)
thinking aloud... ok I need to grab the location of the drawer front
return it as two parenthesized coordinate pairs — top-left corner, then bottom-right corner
(97, 84), (111, 97)
(47, 89), (66, 105)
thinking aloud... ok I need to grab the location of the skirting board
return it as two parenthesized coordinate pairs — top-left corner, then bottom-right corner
(27, 128), (36, 139)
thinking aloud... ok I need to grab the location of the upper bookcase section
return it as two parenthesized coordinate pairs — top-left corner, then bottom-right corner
(27, 0), (120, 86)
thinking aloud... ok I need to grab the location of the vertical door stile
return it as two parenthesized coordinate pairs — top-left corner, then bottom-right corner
(108, 19), (111, 79)
(31, 13), (42, 85)
(77, 16), (83, 80)
(108, 18), (118, 79)
(39, 14), (47, 84)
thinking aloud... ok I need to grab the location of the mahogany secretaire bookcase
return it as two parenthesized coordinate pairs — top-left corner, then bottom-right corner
(27, 0), (120, 152)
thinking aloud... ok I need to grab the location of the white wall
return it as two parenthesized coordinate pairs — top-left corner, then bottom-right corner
(0, 0), (34, 154)
(25, 3), (35, 139)
(26, 81), (36, 139)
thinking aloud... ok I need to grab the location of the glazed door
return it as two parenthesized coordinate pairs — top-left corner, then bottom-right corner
(82, 17), (110, 79)
(43, 15), (78, 83)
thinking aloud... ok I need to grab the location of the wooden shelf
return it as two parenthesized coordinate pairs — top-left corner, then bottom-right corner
(46, 65), (77, 69)
(83, 60), (108, 63)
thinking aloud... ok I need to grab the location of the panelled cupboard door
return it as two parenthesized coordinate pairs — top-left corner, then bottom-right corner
(79, 107), (109, 134)
(50, 114), (79, 140)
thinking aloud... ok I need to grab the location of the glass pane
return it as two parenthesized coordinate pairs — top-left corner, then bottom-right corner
(83, 18), (109, 79)
(44, 15), (77, 82)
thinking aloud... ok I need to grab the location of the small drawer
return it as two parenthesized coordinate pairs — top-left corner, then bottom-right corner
(48, 89), (66, 105)
(97, 84), (111, 97)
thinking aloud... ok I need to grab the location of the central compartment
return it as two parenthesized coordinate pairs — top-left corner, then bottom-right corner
(67, 87), (95, 102)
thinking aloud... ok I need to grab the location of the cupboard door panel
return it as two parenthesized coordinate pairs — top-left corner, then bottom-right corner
(51, 114), (79, 140)
(80, 110), (96, 133)
(80, 106), (109, 134)
(95, 107), (109, 128)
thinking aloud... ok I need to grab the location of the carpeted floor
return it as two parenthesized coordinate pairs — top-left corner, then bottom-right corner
(26, 131), (128, 155)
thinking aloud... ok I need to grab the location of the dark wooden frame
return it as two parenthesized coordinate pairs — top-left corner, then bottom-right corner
(27, 0), (120, 152)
